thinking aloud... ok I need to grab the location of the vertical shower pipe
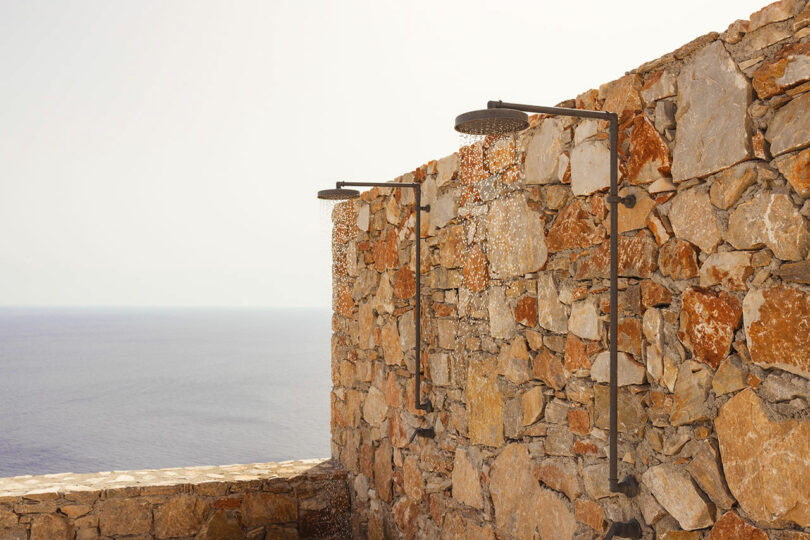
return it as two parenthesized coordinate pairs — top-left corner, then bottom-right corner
(486, 102), (637, 496)
(336, 181), (434, 417)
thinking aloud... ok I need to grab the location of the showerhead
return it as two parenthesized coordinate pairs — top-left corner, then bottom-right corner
(454, 108), (530, 136)
(317, 188), (360, 201)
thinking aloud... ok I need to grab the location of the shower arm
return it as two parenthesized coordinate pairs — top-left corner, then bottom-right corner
(487, 102), (639, 500)
(336, 181), (434, 415)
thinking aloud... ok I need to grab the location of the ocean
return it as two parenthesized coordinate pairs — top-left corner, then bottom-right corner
(0, 307), (332, 478)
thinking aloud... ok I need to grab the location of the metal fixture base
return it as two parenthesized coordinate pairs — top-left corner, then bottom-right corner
(610, 475), (639, 497)
(416, 399), (433, 413)
(604, 518), (642, 539)
(606, 194), (636, 208)
(408, 427), (436, 444)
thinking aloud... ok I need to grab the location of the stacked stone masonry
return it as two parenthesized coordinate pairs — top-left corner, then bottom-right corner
(0, 460), (350, 539)
(330, 1), (810, 538)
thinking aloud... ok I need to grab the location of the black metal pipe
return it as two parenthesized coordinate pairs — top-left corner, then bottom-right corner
(480, 103), (636, 497)
(609, 113), (620, 492)
(487, 100), (613, 120)
(334, 181), (432, 414)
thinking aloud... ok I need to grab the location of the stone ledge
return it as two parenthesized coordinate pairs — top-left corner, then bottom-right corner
(0, 458), (338, 500)
(0, 459), (351, 539)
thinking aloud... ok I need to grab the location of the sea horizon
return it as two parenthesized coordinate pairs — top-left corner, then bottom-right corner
(0, 306), (332, 478)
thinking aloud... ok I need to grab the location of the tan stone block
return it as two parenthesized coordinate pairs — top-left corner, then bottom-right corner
(590, 351), (646, 386)
(451, 448), (482, 510)
(466, 358), (504, 447)
(601, 73), (643, 115)
(716, 389), (810, 526)
(671, 361), (712, 426)
(593, 385), (645, 434)
(154, 495), (209, 538)
(534, 458), (581, 501)
(490, 444), (576, 539)
(766, 91), (810, 156)
(672, 41), (753, 182)
(521, 386), (545, 425)
(687, 441), (736, 510)
(775, 147), (810, 198)
(486, 194), (547, 279)
(699, 251), (753, 291)
(99, 498), (152, 536)
(242, 492), (297, 527)
(642, 463), (714, 530)
(30, 514), (71, 540)
(197, 509), (243, 540)
(373, 441), (393, 503)
(402, 456), (424, 502)
(712, 357), (748, 395)
(727, 191), (810, 260)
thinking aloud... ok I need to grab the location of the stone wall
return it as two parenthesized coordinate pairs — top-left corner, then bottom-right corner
(0, 460), (350, 539)
(329, 0), (810, 538)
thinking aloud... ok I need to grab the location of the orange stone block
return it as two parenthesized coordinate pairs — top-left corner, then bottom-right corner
(460, 142), (487, 185)
(546, 200), (606, 253)
(463, 246), (488, 293)
(568, 409), (590, 435)
(745, 287), (810, 379)
(574, 230), (658, 280)
(625, 115), (671, 184)
(641, 280), (672, 307)
(372, 228), (399, 272)
(658, 238), (699, 280)
(486, 137), (516, 173)
(573, 440), (599, 455)
(564, 334), (601, 372)
(392, 266), (415, 299)
(575, 499), (605, 532)
(752, 42), (810, 99)
(515, 296), (538, 327)
(775, 147), (810, 198)
(678, 287), (742, 369)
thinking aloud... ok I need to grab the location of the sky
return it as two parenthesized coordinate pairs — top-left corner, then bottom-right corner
(0, 0), (770, 308)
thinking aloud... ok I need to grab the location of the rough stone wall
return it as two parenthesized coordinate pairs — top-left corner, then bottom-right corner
(329, 1), (810, 538)
(0, 460), (350, 539)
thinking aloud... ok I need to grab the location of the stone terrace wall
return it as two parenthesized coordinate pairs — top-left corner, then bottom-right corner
(329, 0), (810, 538)
(0, 459), (350, 539)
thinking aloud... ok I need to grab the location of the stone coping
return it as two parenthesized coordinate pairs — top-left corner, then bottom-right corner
(0, 458), (337, 500)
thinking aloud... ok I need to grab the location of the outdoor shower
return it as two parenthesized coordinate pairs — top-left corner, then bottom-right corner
(456, 101), (642, 539)
(318, 181), (435, 438)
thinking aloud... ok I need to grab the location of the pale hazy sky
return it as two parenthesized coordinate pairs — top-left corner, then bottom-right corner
(0, 0), (768, 308)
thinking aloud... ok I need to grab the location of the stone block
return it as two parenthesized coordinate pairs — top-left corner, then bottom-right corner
(672, 41), (752, 181)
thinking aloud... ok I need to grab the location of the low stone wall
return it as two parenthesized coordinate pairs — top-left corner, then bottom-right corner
(329, 0), (810, 538)
(0, 459), (349, 540)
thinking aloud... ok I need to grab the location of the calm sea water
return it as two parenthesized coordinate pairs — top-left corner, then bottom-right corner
(0, 307), (332, 478)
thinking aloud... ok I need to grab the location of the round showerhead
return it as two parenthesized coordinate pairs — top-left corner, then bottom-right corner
(317, 188), (360, 201)
(454, 108), (530, 136)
